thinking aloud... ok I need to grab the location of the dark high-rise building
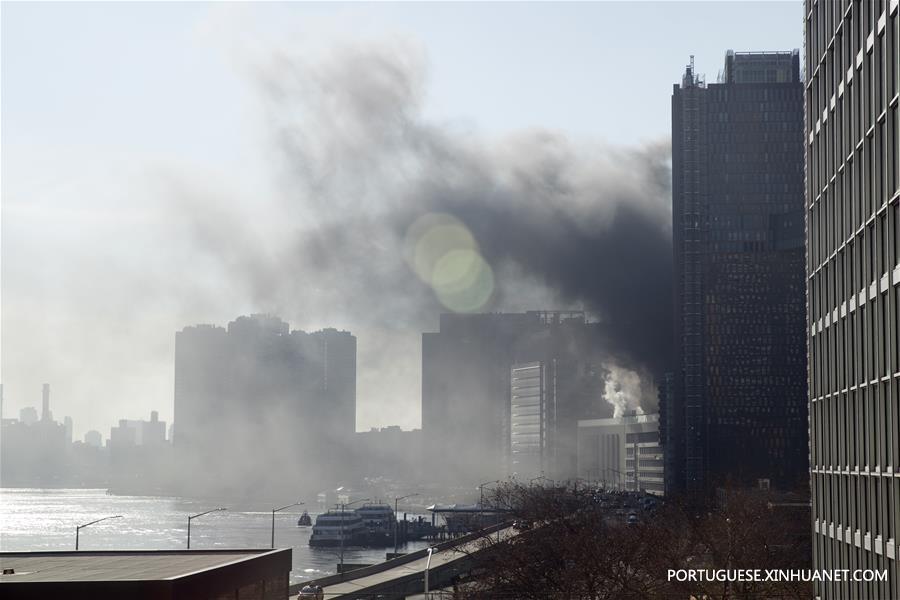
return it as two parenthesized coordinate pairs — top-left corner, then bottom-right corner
(669, 51), (808, 497)
(173, 314), (356, 494)
(421, 311), (607, 485)
(657, 371), (676, 482)
(805, 0), (899, 596)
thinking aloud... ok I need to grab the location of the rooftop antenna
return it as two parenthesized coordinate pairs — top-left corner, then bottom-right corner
(683, 55), (698, 88)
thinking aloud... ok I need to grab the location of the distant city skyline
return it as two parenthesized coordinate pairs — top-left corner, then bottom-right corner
(2, 2), (804, 438)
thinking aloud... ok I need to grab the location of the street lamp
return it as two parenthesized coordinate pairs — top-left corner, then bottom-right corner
(423, 546), (436, 595)
(271, 501), (304, 549)
(75, 515), (122, 550)
(478, 480), (499, 509)
(478, 480), (499, 532)
(339, 498), (369, 574)
(393, 493), (420, 553)
(187, 507), (226, 549)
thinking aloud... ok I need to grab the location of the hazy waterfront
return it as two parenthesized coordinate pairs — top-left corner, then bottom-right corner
(0, 488), (433, 584)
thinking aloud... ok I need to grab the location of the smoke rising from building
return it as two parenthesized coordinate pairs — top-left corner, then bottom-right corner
(603, 365), (654, 418)
(3, 33), (673, 450)
(172, 37), (673, 421)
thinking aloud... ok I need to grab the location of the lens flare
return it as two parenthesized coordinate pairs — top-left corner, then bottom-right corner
(434, 251), (495, 313)
(404, 213), (495, 312)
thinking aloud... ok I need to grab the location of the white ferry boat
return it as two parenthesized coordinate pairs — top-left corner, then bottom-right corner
(308, 510), (366, 547)
(355, 503), (396, 546)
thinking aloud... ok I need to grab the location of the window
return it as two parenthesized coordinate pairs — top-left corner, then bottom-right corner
(894, 202), (900, 267)
(887, 107), (897, 196)
(894, 14), (900, 99)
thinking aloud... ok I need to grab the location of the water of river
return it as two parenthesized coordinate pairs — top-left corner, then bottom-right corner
(0, 488), (433, 584)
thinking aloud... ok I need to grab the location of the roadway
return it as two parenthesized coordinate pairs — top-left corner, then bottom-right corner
(292, 526), (516, 599)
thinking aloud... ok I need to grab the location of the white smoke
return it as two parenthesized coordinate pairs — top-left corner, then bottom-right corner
(603, 364), (655, 418)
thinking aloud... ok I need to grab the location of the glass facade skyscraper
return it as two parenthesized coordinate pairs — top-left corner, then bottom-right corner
(805, 0), (900, 597)
(669, 51), (809, 497)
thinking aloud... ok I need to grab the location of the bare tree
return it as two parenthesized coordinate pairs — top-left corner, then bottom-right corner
(453, 482), (812, 600)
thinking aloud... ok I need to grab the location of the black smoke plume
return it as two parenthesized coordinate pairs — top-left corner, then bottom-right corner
(174, 37), (673, 419)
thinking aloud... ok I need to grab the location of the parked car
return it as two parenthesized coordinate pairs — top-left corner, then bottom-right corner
(299, 584), (324, 599)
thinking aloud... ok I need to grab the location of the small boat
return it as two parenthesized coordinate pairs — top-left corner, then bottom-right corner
(297, 511), (312, 527)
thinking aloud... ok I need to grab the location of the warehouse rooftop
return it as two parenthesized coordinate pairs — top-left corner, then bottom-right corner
(0, 549), (292, 600)
(0, 549), (282, 582)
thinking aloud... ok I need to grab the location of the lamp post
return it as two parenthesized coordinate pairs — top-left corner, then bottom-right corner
(393, 493), (420, 553)
(271, 501), (304, 549)
(187, 507), (226, 549)
(478, 480), (499, 534)
(339, 498), (369, 574)
(75, 515), (122, 550)
(424, 546), (435, 596)
(478, 479), (499, 509)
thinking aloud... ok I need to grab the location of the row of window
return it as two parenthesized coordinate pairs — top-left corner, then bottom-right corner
(708, 305), (803, 318)
(806, 0), (897, 152)
(808, 200), (900, 323)
(713, 99), (801, 112)
(812, 474), (899, 600)
(708, 376), (804, 388)
(808, 107), (899, 271)
(707, 87), (801, 102)
(807, 4), (899, 228)
(707, 196), (799, 209)
(807, 2), (899, 593)
(710, 153), (803, 168)
(810, 286), (900, 397)
(625, 431), (659, 444)
(811, 379), (900, 471)
(813, 468), (899, 545)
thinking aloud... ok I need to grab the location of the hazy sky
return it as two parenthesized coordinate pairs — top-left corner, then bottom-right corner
(1, 1), (803, 439)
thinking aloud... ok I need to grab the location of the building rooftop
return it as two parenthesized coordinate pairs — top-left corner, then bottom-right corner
(720, 49), (800, 84)
(578, 412), (660, 427)
(0, 549), (284, 583)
